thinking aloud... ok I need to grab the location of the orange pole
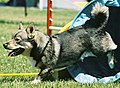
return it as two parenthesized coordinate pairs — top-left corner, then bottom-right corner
(47, 0), (53, 35)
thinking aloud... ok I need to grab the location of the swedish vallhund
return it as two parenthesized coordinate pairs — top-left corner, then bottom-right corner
(3, 3), (117, 84)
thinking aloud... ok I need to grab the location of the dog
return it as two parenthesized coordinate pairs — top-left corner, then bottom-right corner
(3, 3), (117, 84)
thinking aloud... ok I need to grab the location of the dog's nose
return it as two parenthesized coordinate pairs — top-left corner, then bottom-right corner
(3, 43), (8, 49)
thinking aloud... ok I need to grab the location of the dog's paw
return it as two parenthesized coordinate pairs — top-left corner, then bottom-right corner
(109, 61), (114, 69)
(107, 51), (115, 69)
(31, 78), (41, 85)
(108, 58), (114, 69)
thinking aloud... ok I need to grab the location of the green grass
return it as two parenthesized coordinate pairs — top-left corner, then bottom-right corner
(0, 6), (120, 88)
(0, 0), (8, 3)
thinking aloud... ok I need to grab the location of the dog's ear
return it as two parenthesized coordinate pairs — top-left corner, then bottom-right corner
(26, 23), (36, 39)
(19, 22), (24, 30)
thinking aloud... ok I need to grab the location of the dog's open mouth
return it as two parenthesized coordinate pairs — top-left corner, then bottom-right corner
(8, 48), (25, 56)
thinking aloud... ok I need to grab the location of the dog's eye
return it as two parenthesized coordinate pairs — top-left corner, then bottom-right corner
(15, 38), (21, 41)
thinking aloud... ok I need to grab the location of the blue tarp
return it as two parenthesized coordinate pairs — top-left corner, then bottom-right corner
(68, 0), (120, 83)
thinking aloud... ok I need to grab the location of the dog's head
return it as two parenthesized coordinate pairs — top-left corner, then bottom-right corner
(3, 23), (37, 57)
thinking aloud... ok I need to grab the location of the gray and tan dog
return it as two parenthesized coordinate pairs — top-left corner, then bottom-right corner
(3, 3), (117, 84)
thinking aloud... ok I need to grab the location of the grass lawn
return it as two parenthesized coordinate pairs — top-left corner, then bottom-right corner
(0, 6), (120, 88)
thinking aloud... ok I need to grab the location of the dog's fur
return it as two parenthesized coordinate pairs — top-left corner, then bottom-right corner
(3, 3), (117, 84)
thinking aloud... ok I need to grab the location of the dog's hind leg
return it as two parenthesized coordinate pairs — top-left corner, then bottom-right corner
(107, 51), (115, 69)
(51, 71), (59, 80)
(80, 51), (96, 62)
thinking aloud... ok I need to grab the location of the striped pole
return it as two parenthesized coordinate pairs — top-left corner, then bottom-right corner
(47, 0), (53, 35)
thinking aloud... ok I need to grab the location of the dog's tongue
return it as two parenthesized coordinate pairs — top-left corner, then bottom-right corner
(8, 51), (15, 56)
(8, 48), (25, 56)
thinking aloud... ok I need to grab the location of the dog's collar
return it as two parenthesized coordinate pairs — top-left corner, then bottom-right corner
(34, 36), (52, 67)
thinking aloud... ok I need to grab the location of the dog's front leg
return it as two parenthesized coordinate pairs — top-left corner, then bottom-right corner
(32, 68), (51, 85)
(32, 65), (47, 84)
(40, 68), (52, 79)
(32, 70), (42, 85)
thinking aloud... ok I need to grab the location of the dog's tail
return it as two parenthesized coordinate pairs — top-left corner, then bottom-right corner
(83, 2), (109, 29)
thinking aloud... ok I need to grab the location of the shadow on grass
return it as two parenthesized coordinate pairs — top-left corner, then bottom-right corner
(0, 76), (34, 83)
(0, 19), (46, 26)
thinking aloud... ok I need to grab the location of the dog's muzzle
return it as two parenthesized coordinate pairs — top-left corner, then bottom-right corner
(3, 43), (25, 56)
(3, 42), (10, 50)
